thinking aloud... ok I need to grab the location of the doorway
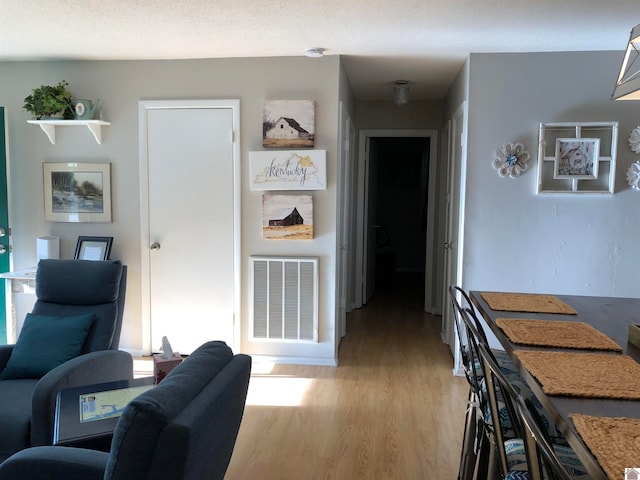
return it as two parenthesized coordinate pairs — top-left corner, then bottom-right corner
(355, 129), (438, 312)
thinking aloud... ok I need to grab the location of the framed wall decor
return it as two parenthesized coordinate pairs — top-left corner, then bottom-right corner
(262, 194), (313, 240)
(554, 138), (600, 179)
(537, 122), (618, 194)
(43, 162), (112, 222)
(249, 150), (327, 190)
(74, 236), (113, 260)
(263, 100), (315, 148)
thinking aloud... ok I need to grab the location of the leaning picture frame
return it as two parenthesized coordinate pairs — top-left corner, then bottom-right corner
(554, 138), (600, 180)
(74, 236), (113, 261)
(43, 162), (112, 222)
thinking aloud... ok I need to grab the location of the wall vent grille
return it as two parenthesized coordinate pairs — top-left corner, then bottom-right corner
(250, 256), (318, 342)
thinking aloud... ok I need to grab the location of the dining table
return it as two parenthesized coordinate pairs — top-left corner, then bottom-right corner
(470, 291), (640, 480)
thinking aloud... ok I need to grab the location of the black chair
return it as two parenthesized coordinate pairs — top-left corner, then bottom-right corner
(0, 260), (132, 462)
(0, 341), (252, 480)
(516, 395), (590, 480)
(449, 285), (486, 479)
(477, 343), (589, 480)
(449, 285), (526, 479)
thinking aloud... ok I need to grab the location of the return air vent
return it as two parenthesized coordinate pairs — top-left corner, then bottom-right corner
(250, 256), (318, 342)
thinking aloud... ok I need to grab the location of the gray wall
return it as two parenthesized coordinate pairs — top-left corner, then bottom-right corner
(1, 56), (343, 363)
(463, 51), (640, 298)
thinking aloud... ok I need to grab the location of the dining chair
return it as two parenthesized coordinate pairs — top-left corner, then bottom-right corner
(450, 285), (566, 447)
(450, 285), (527, 479)
(477, 343), (589, 480)
(449, 285), (522, 380)
(515, 395), (589, 480)
(449, 285), (488, 480)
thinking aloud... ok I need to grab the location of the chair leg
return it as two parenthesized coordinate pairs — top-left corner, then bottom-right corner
(458, 389), (478, 480)
(472, 426), (495, 480)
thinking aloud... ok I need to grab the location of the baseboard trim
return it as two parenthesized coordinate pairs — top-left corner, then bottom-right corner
(250, 354), (338, 367)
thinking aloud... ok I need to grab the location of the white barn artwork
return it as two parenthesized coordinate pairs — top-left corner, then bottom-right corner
(263, 100), (315, 148)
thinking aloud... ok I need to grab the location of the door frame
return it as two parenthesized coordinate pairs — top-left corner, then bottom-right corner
(355, 129), (438, 310)
(441, 101), (468, 376)
(0, 107), (13, 344)
(336, 102), (355, 343)
(138, 99), (241, 355)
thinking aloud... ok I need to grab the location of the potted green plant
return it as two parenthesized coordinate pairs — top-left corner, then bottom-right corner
(23, 80), (74, 120)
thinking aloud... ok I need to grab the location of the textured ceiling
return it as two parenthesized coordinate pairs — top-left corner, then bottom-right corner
(0, 0), (635, 100)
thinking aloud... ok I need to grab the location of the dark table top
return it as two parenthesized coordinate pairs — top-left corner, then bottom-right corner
(470, 291), (640, 479)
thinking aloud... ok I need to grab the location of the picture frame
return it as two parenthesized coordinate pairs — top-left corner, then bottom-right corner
(263, 100), (315, 148)
(554, 138), (600, 180)
(43, 162), (112, 222)
(74, 236), (113, 260)
(249, 150), (327, 191)
(262, 194), (313, 240)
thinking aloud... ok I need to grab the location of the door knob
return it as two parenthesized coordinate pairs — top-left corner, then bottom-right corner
(150, 242), (161, 251)
(0, 228), (5, 237)
(0, 245), (6, 254)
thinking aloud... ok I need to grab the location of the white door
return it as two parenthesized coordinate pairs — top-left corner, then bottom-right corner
(336, 103), (354, 340)
(139, 100), (240, 355)
(442, 102), (467, 374)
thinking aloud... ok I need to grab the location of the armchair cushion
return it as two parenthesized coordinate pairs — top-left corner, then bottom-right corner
(0, 313), (94, 380)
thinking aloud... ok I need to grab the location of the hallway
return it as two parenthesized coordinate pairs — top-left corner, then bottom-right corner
(226, 273), (467, 479)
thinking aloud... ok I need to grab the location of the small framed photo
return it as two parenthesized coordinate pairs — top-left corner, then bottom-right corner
(554, 138), (600, 179)
(74, 236), (113, 261)
(43, 162), (112, 222)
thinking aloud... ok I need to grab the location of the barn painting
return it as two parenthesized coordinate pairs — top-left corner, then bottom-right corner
(263, 100), (315, 148)
(262, 194), (313, 240)
(554, 138), (600, 179)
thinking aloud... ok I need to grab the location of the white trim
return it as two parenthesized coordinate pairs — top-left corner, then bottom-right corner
(138, 99), (241, 355)
(251, 354), (338, 367)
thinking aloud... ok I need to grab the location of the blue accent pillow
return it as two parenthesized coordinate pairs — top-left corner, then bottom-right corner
(0, 313), (95, 380)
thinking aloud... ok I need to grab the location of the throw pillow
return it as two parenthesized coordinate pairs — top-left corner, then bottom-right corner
(0, 313), (95, 380)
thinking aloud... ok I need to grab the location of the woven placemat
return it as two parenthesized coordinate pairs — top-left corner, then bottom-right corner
(496, 318), (622, 351)
(481, 292), (577, 314)
(514, 350), (640, 399)
(571, 413), (640, 480)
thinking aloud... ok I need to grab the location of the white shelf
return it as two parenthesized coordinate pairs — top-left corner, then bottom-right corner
(27, 119), (110, 145)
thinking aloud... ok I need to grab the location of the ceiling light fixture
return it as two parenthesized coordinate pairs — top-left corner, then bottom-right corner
(305, 48), (324, 58)
(612, 24), (640, 100)
(393, 80), (410, 106)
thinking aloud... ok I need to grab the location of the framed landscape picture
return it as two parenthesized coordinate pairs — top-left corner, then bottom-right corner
(262, 194), (313, 240)
(263, 100), (315, 148)
(43, 162), (112, 222)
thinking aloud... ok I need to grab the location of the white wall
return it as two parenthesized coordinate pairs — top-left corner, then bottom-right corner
(463, 51), (640, 298)
(1, 56), (344, 363)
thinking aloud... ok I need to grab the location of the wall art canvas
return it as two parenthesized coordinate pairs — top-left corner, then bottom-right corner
(249, 149), (326, 191)
(554, 138), (600, 179)
(263, 100), (315, 148)
(43, 162), (112, 222)
(262, 194), (313, 240)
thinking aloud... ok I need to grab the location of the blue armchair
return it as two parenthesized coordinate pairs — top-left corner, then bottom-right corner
(0, 341), (252, 480)
(0, 259), (132, 463)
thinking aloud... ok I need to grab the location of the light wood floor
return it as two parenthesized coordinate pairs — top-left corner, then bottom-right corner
(225, 273), (468, 479)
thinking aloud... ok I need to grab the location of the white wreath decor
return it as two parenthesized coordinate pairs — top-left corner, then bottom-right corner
(629, 127), (640, 154)
(626, 161), (640, 190)
(493, 142), (530, 178)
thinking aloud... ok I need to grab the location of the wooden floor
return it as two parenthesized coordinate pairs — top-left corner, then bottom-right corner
(226, 273), (468, 479)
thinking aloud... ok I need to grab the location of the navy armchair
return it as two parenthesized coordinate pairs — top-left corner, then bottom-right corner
(0, 341), (252, 480)
(0, 259), (132, 463)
